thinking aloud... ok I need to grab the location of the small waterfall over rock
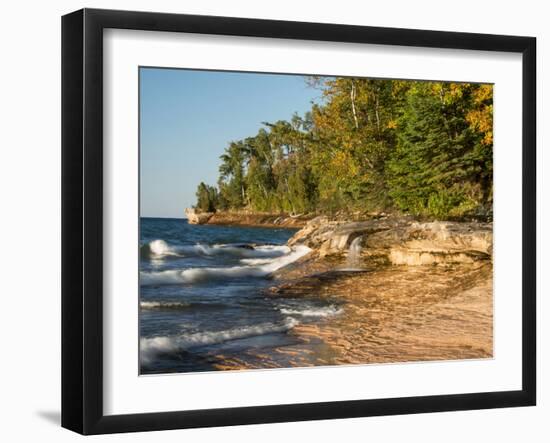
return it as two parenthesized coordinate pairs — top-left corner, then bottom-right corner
(346, 236), (363, 269)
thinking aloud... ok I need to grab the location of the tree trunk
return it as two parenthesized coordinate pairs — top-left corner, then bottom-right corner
(375, 92), (381, 133)
(350, 80), (359, 129)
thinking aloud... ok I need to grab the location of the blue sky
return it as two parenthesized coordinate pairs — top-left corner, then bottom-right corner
(140, 68), (322, 218)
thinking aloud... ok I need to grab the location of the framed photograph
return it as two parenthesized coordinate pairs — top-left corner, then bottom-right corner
(62, 8), (536, 434)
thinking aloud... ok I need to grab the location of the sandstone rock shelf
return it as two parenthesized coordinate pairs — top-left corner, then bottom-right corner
(287, 215), (493, 266)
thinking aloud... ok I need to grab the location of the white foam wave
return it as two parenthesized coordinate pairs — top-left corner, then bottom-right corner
(141, 239), (181, 259)
(142, 240), (291, 260)
(207, 244), (290, 258)
(279, 305), (344, 318)
(149, 239), (171, 255)
(140, 301), (190, 310)
(259, 245), (311, 273)
(140, 317), (299, 364)
(140, 270), (186, 285)
(140, 245), (311, 286)
(239, 257), (277, 265)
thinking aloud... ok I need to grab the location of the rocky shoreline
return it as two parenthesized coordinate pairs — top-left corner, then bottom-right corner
(287, 215), (492, 263)
(185, 208), (311, 228)
(209, 215), (494, 370)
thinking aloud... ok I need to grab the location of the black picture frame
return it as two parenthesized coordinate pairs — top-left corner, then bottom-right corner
(62, 8), (536, 435)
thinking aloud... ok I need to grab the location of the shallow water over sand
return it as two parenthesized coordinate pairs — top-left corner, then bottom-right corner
(217, 262), (493, 370)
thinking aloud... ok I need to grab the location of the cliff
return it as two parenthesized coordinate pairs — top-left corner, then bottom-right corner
(185, 207), (214, 224)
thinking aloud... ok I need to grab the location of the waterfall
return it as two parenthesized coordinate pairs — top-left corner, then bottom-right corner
(346, 236), (363, 269)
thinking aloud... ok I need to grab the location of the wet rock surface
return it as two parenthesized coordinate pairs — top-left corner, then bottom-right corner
(210, 262), (492, 370)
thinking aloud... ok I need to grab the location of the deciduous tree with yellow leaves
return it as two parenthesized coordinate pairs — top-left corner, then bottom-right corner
(195, 77), (493, 220)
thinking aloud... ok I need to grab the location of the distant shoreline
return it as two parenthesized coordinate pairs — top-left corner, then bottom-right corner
(184, 208), (313, 228)
(140, 214), (305, 229)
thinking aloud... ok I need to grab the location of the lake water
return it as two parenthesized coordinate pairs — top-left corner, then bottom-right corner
(139, 217), (341, 374)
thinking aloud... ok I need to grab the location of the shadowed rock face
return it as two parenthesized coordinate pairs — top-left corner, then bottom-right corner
(288, 216), (493, 266)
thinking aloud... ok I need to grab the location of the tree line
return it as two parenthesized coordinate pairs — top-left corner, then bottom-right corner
(194, 77), (493, 219)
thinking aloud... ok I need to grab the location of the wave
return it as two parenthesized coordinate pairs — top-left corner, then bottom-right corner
(140, 317), (298, 364)
(239, 257), (277, 265)
(141, 239), (290, 260)
(208, 244), (290, 258)
(140, 245), (311, 286)
(258, 245), (311, 273)
(140, 300), (230, 311)
(140, 301), (191, 310)
(279, 305), (344, 318)
(140, 239), (182, 259)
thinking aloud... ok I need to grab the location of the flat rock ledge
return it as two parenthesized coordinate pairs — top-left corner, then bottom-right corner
(288, 216), (493, 266)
